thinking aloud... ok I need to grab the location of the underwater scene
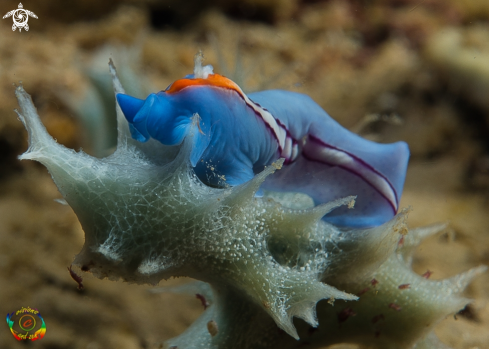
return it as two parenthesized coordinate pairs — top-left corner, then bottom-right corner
(0, 0), (489, 348)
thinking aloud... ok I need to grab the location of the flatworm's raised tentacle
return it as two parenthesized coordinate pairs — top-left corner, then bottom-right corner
(116, 65), (409, 227)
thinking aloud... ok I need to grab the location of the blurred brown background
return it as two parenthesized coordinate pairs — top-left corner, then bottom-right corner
(0, 0), (489, 348)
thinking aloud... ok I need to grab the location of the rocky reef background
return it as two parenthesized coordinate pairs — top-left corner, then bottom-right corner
(0, 0), (489, 348)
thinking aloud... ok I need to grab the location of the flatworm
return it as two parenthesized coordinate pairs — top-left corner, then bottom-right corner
(116, 56), (409, 227)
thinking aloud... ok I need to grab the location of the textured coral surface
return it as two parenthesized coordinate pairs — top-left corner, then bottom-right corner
(1, 1), (489, 349)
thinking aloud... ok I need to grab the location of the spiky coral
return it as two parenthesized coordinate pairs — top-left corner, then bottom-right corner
(14, 63), (485, 348)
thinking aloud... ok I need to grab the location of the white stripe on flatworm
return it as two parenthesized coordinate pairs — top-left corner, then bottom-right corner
(303, 139), (398, 212)
(283, 137), (292, 159)
(291, 144), (299, 161)
(227, 83), (287, 151)
(215, 81), (296, 162)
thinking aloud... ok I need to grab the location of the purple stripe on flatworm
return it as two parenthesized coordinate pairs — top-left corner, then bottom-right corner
(303, 135), (398, 214)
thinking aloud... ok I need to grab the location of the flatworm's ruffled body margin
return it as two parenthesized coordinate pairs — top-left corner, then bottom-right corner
(116, 55), (409, 227)
(15, 60), (485, 349)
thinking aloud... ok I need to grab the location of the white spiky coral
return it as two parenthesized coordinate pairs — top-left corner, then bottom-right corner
(15, 79), (357, 339)
(14, 62), (486, 348)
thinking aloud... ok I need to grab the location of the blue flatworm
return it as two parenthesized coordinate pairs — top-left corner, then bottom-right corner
(116, 59), (409, 227)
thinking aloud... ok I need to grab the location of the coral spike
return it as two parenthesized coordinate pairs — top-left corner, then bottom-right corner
(222, 159), (285, 208)
(440, 265), (488, 295)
